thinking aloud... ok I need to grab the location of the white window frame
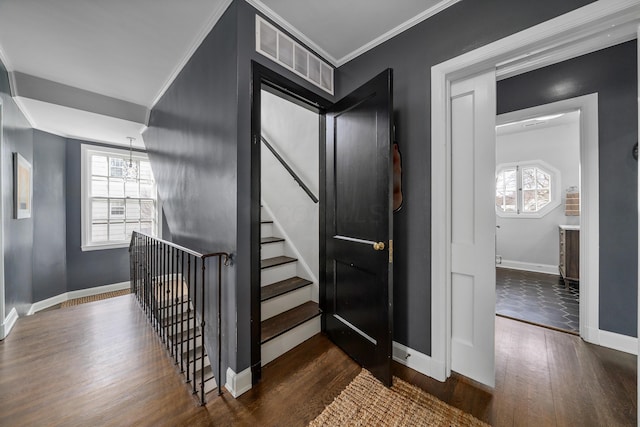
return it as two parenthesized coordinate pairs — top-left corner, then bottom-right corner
(495, 159), (561, 218)
(81, 144), (160, 251)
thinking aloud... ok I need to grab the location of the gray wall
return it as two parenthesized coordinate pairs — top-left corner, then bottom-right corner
(497, 41), (638, 337)
(64, 138), (130, 292)
(336, 0), (595, 355)
(143, 2), (240, 372)
(1, 59), (34, 315)
(32, 130), (67, 301)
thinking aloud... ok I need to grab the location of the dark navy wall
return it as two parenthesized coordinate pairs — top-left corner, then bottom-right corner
(65, 138), (129, 291)
(32, 130), (67, 301)
(144, 2), (240, 371)
(497, 41), (638, 337)
(1, 59), (34, 315)
(336, 0), (595, 355)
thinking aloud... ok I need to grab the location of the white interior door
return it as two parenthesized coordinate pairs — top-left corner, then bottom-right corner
(450, 70), (496, 388)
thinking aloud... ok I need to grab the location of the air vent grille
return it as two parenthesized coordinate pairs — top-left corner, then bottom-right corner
(256, 15), (334, 95)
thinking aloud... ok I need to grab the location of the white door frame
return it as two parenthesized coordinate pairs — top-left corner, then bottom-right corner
(431, 0), (640, 382)
(496, 95), (599, 343)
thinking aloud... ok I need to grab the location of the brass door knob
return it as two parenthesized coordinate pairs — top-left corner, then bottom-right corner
(373, 242), (386, 251)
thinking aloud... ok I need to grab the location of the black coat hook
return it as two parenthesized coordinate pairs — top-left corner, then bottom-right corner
(633, 142), (638, 161)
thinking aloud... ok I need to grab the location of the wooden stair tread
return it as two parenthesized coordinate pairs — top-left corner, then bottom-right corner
(260, 220), (273, 224)
(261, 301), (321, 344)
(261, 236), (285, 244)
(261, 277), (313, 302)
(261, 256), (296, 269)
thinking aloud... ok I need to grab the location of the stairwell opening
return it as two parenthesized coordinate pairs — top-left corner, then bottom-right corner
(258, 85), (322, 366)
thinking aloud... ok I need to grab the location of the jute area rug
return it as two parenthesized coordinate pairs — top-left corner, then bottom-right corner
(60, 289), (130, 308)
(309, 370), (490, 427)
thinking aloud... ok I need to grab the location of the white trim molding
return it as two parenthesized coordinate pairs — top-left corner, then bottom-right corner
(598, 330), (638, 355)
(225, 366), (252, 398)
(27, 281), (131, 315)
(432, 0), (636, 383)
(1, 308), (18, 340)
(392, 341), (445, 382)
(497, 262), (558, 276)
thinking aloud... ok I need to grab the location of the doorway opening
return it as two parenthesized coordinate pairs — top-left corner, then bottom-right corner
(429, 0), (630, 386)
(258, 84), (322, 367)
(495, 110), (581, 334)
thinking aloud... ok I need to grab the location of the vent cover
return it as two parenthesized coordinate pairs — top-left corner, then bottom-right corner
(256, 15), (334, 95)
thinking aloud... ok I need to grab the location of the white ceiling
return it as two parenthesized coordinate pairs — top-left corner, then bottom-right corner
(0, 0), (458, 147)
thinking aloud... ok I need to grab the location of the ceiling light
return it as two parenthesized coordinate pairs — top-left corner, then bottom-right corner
(124, 137), (138, 180)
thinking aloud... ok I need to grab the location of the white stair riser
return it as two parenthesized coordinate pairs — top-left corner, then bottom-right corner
(184, 355), (212, 372)
(260, 207), (271, 221)
(172, 334), (203, 349)
(260, 241), (285, 260)
(204, 378), (217, 394)
(261, 285), (312, 321)
(260, 222), (273, 236)
(261, 262), (297, 286)
(165, 320), (198, 335)
(261, 317), (321, 366)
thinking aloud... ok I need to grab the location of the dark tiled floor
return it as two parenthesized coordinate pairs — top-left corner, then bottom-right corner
(496, 268), (579, 334)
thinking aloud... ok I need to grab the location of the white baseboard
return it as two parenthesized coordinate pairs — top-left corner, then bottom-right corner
(1, 308), (18, 340)
(392, 341), (446, 382)
(597, 330), (638, 355)
(497, 260), (558, 275)
(225, 366), (252, 398)
(28, 281), (131, 315)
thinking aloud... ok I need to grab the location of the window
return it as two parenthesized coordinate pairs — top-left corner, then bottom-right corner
(82, 145), (159, 250)
(495, 160), (560, 218)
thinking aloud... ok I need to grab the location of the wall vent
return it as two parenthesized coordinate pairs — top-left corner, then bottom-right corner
(256, 15), (334, 95)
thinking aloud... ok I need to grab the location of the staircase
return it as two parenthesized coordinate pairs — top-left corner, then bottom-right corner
(155, 278), (217, 399)
(260, 207), (321, 365)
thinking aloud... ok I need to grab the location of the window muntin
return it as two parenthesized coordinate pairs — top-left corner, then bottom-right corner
(82, 145), (158, 250)
(495, 161), (559, 218)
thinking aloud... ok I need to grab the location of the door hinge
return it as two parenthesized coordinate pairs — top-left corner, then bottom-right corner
(389, 239), (393, 264)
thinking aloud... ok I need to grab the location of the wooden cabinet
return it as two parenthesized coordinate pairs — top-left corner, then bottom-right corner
(559, 226), (579, 285)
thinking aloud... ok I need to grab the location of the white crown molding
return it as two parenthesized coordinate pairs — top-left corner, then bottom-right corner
(0, 42), (13, 72)
(336, 0), (462, 66)
(12, 95), (36, 128)
(150, 0), (234, 109)
(248, 0), (461, 67)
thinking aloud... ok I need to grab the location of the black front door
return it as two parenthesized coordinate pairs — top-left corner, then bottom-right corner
(324, 69), (394, 386)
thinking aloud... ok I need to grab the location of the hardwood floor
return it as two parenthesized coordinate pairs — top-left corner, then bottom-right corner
(0, 296), (635, 426)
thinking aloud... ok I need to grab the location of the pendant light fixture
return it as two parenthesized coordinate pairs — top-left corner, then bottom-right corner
(124, 136), (138, 179)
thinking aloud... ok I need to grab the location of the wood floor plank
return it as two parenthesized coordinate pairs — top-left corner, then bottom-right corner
(0, 296), (635, 426)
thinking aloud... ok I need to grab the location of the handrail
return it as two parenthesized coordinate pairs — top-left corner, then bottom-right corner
(129, 231), (230, 405)
(261, 135), (319, 203)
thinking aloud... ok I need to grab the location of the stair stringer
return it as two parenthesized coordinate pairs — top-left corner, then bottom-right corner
(260, 200), (318, 303)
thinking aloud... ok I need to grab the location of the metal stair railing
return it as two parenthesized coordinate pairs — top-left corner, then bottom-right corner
(129, 231), (230, 405)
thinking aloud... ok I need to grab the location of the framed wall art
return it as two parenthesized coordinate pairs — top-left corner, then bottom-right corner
(14, 152), (32, 219)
